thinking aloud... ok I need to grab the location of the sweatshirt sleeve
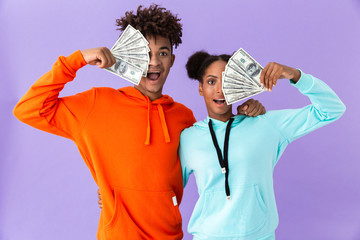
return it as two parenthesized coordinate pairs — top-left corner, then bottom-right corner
(13, 50), (94, 140)
(179, 131), (193, 188)
(265, 70), (346, 147)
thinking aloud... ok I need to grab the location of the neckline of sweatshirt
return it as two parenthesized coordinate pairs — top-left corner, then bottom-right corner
(117, 86), (174, 145)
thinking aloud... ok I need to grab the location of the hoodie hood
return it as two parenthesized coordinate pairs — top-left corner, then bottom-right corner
(119, 86), (174, 145)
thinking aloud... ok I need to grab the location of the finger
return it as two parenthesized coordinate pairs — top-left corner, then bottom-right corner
(247, 101), (260, 116)
(104, 48), (115, 67)
(245, 100), (257, 115)
(261, 106), (266, 115)
(98, 48), (111, 68)
(264, 63), (276, 91)
(109, 51), (116, 67)
(102, 49), (112, 68)
(236, 104), (247, 115)
(239, 99), (254, 114)
(260, 64), (270, 86)
(267, 66), (279, 91)
(251, 104), (263, 117)
(97, 189), (100, 195)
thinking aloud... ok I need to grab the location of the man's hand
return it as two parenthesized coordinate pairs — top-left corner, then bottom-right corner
(97, 189), (103, 209)
(237, 99), (266, 117)
(260, 62), (301, 91)
(80, 47), (116, 68)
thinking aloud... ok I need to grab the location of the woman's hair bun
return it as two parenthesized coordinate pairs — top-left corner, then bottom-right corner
(186, 51), (210, 80)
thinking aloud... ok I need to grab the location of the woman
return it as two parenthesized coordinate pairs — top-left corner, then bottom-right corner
(179, 51), (345, 239)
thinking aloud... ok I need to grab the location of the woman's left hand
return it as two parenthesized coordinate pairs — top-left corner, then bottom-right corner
(237, 99), (266, 117)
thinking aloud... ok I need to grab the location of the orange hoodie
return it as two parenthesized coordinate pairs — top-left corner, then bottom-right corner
(13, 50), (196, 240)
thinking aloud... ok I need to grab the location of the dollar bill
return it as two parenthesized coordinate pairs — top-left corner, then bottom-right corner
(105, 57), (143, 85)
(224, 90), (263, 105)
(106, 24), (150, 82)
(223, 74), (259, 89)
(223, 88), (261, 95)
(230, 48), (264, 88)
(223, 66), (259, 88)
(226, 62), (260, 87)
(117, 46), (150, 55)
(110, 25), (138, 50)
(112, 51), (149, 76)
(117, 32), (150, 51)
(222, 48), (265, 105)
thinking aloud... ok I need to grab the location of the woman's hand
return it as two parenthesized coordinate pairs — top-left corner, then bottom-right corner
(237, 99), (266, 117)
(260, 62), (301, 91)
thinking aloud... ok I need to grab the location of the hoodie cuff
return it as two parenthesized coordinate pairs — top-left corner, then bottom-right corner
(62, 50), (88, 74)
(290, 69), (315, 94)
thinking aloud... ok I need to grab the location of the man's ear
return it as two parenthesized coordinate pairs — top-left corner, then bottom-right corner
(199, 82), (204, 96)
(170, 54), (175, 67)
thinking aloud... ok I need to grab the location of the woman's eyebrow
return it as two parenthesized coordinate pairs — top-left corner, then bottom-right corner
(206, 75), (218, 78)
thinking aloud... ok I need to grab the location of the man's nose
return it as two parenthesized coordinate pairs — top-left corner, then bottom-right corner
(149, 54), (160, 67)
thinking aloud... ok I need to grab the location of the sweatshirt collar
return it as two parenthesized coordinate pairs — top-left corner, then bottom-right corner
(195, 114), (246, 129)
(119, 86), (173, 145)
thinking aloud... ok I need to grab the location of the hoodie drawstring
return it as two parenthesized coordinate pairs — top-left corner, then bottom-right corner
(157, 104), (171, 143)
(145, 99), (151, 145)
(144, 98), (171, 145)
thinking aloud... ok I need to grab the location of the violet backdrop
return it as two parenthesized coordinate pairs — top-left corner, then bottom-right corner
(1, 0), (360, 239)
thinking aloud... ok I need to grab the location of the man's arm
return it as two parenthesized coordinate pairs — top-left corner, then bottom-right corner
(13, 47), (115, 139)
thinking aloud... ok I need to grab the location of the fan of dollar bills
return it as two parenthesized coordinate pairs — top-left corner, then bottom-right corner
(222, 48), (265, 105)
(105, 25), (150, 85)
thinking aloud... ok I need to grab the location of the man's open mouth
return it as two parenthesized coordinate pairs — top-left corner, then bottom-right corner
(147, 71), (161, 80)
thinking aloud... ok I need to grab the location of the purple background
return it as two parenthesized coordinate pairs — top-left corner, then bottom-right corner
(1, 0), (360, 239)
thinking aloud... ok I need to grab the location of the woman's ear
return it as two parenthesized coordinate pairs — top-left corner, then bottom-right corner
(199, 82), (204, 96)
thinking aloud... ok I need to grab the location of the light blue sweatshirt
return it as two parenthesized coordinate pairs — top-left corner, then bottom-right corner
(179, 72), (346, 240)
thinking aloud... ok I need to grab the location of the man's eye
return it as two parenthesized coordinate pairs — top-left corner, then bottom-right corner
(208, 80), (215, 85)
(160, 52), (168, 56)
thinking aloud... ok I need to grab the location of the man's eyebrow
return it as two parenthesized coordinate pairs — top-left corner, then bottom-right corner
(159, 46), (171, 51)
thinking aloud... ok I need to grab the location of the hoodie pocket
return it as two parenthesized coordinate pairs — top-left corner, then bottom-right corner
(104, 187), (182, 239)
(199, 184), (267, 237)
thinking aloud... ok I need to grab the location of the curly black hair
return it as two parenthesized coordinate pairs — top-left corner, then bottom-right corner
(116, 4), (182, 50)
(186, 51), (231, 83)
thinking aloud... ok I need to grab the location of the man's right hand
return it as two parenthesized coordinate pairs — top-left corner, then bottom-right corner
(80, 47), (116, 68)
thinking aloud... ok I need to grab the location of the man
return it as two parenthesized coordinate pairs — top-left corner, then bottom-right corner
(13, 4), (265, 240)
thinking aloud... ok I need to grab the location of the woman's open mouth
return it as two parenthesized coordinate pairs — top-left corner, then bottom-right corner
(213, 99), (226, 105)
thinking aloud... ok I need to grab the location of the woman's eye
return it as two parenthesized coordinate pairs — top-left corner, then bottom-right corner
(208, 80), (215, 85)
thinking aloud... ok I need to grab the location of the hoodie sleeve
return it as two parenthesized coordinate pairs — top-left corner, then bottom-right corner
(264, 71), (346, 164)
(179, 129), (193, 188)
(13, 50), (94, 140)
